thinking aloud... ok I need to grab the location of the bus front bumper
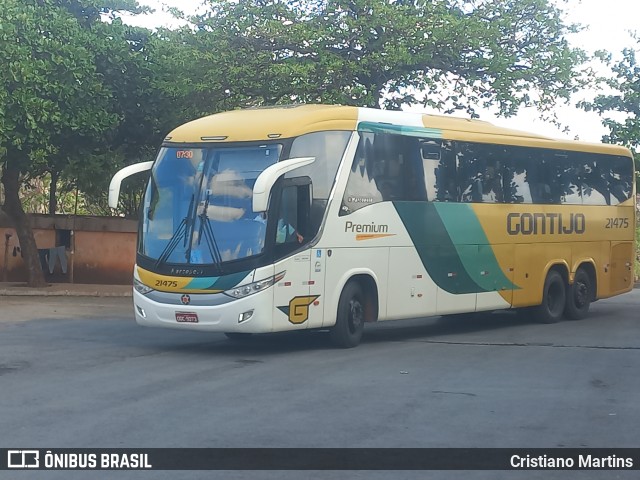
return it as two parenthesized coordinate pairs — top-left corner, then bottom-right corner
(132, 289), (274, 333)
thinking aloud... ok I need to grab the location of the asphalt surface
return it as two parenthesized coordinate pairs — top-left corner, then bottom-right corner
(0, 291), (639, 479)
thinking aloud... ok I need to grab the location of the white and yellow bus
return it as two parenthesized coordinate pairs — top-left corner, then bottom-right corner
(109, 105), (635, 347)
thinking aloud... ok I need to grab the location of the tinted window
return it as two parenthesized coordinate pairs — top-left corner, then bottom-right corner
(457, 143), (506, 203)
(608, 156), (634, 205)
(341, 132), (430, 215)
(342, 135), (633, 211)
(482, 144), (632, 206)
(288, 130), (351, 234)
(421, 140), (457, 201)
(288, 131), (351, 200)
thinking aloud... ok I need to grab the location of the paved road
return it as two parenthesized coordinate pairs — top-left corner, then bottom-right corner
(1, 292), (639, 479)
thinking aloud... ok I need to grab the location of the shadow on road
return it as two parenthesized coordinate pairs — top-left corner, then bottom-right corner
(71, 310), (535, 356)
(11, 294), (630, 360)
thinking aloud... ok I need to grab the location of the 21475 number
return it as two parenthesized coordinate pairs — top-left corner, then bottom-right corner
(605, 218), (629, 229)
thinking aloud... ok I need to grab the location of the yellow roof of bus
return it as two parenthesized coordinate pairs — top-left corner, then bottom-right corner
(165, 104), (632, 157)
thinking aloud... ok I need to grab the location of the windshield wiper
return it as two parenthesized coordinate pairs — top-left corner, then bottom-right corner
(193, 193), (223, 267)
(154, 194), (195, 267)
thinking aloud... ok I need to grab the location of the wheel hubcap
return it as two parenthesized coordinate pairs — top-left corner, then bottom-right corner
(575, 281), (588, 308)
(348, 299), (363, 334)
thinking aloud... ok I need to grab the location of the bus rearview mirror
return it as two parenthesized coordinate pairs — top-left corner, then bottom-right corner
(252, 157), (315, 213)
(108, 161), (154, 209)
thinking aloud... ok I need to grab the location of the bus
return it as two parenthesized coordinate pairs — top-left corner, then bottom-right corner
(109, 104), (636, 347)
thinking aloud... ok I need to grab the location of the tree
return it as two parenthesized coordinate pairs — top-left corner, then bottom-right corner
(0, 0), (129, 286)
(62, 21), (216, 217)
(43, 1), (153, 216)
(189, 0), (585, 116)
(60, 19), (160, 217)
(581, 44), (640, 155)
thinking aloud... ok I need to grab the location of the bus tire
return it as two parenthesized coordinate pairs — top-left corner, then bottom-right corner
(330, 281), (365, 348)
(564, 268), (591, 320)
(534, 270), (566, 324)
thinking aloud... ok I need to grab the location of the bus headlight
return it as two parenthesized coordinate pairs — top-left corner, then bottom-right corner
(224, 271), (285, 299)
(134, 278), (153, 295)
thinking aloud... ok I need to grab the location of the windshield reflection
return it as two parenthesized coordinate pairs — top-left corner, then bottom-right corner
(139, 144), (280, 265)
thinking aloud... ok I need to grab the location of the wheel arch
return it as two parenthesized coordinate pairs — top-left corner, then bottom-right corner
(327, 269), (380, 327)
(543, 260), (570, 285)
(572, 259), (598, 301)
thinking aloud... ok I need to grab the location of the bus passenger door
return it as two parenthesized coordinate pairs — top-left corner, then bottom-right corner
(272, 251), (313, 331)
(271, 180), (321, 331)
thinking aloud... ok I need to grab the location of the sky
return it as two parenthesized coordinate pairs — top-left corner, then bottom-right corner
(123, 0), (640, 142)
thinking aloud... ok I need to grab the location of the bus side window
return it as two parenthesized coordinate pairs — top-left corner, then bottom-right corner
(503, 148), (527, 203)
(372, 135), (403, 200)
(557, 153), (582, 204)
(421, 140), (456, 202)
(405, 138), (427, 201)
(373, 134), (427, 201)
(457, 143), (480, 203)
(341, 133), (381, 216)
(609, 156), (633, 205)
(341, 132), (427, 214)
(457, 142), (505, 203)
(581, 157), (607, 205)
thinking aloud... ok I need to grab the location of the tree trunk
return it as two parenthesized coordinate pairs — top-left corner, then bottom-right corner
(49, 170), (58, 215)
(1, 163), (47, 287)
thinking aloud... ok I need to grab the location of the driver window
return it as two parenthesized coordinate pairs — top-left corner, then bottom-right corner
(275, 186), (300, 245)
(274, 183), (311, 247)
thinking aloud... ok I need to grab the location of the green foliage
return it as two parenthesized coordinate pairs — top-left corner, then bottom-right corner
(0, 0), (158, 217)
(581, 43), (640, 155)
(188, 0), (585, 116)
(0, 0), (118, 171)
(580, 40), (640, 189)
(0, 0), (148, 284)
(19, 173), (106, 215)
(1, 0), (589, 218)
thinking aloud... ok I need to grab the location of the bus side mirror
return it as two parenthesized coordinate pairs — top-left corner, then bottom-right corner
(108, 161), (154, 209)
(252, 157), (315, 212)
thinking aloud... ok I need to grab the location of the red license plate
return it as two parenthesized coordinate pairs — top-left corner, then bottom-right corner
(176, 312), (199, 323)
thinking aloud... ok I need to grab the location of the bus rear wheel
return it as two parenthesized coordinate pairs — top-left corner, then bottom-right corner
(330, 281), (365, 348)
(534, 270), (566, 324)
(564, 268), (592, 320)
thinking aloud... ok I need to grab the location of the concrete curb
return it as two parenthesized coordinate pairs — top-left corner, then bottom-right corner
(0, 285), (132, 297)
(0, 291), (132, 297)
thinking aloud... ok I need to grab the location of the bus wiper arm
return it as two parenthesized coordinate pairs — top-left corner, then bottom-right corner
(196, 196), (223, 266)
(155, 194), (195, 267)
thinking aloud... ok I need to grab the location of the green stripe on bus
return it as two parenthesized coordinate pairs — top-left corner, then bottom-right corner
(185, 270), (250, 291)
(393, 202), (518, 294)
(393, 202), (484, 294)
(357, 121), (442, 139)
(433, 203), (519, 291)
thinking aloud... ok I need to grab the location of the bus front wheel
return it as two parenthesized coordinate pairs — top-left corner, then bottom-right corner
(535, 270), (566, 324)
(564, 268), (592, 320)
(330, 281), (365, 348)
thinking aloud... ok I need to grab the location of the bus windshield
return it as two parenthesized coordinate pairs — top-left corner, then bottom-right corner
(139, 144), (281, 266)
